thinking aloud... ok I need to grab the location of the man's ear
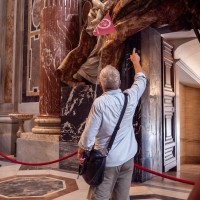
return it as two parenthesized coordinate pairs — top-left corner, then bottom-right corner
(119, 80), (121, 88)
(99, 81), (105, 92)
(99, 81), (102, 88)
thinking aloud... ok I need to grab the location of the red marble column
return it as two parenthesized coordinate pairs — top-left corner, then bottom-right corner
(32, 0), (80, 135)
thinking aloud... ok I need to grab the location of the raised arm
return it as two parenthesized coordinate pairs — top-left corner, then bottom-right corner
(130, 48), (143, 74)
(124, 48), (146, 103)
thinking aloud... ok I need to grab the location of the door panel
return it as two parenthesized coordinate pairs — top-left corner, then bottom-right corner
(162, 40), (177, 172)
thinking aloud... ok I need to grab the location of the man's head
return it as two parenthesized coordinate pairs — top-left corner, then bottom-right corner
(99, 65), (121, 92)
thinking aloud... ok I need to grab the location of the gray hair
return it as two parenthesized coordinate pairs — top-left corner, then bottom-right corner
(99, 65), (120, 90)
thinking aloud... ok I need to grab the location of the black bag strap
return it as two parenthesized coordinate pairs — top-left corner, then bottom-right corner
(106, 93), (128, 154)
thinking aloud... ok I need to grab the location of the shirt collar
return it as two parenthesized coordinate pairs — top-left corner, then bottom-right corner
(103, 89), (122, 95)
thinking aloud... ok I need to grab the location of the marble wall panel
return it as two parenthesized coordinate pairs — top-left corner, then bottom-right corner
(26, 0), (40, 96)
(61, 85), (102, 143)
(0, 0), (6, 103)
(22, 0), (39, 102)
(4, 0), (15, 103)
(28, 36), (40, 93)
(60, 85), (101, 171)
(140, 28), (162, 181)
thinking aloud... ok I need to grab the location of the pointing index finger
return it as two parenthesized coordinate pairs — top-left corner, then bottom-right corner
(133, 48), (136, 54)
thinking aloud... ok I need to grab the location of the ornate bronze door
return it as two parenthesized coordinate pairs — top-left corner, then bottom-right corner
(162, 40), (177, 172)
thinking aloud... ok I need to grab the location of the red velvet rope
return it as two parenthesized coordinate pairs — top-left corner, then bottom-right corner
(0, 151), (195, 185)
(134, 164), (195, 185)
(0, 151), (77, 166)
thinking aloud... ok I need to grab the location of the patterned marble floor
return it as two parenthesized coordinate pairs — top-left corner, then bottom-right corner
(0, 158), (199, 200)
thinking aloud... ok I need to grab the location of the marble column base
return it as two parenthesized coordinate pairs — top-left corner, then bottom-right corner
(20, 132), (60, 142)
(17, 138), (59, 169)
(16, 139), (78, 171)
(32, 116), (61, 135)
(0, 115), (18, 155)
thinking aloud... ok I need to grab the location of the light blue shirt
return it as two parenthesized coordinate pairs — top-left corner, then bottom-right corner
(78, 72), (147, 167)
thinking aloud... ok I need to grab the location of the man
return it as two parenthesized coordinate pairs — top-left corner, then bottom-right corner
(77, 48), (147, 200)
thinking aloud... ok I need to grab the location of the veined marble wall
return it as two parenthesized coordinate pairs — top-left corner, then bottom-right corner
(61, 85), (102, 142)
(140, 28), (162, 181)
(60, 85), (102, 170)
(3, 0), (15, 103)
(0, 0), (40, 105)
(0, 0), (6, 103)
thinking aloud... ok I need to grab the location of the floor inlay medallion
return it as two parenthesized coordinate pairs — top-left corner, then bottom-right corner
(0, 175), (78, 199)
